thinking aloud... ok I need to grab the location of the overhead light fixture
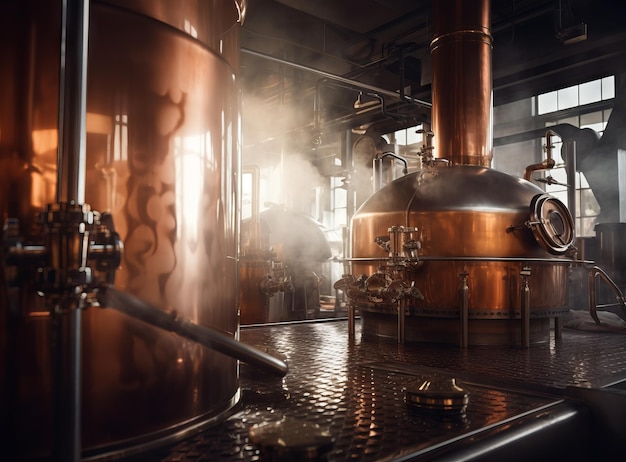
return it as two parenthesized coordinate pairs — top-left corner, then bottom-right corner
(558, 23), (587, 45)
(351, 124), (370, 135)
(555, 0), (587, 45)
(353, 92), (379, 110)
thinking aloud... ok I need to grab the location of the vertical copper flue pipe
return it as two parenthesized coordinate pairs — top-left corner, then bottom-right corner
(430, 0), (493, 167)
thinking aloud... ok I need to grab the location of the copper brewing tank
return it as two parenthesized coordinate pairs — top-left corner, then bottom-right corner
(347, 0), (575, 345)
(0, 0), (244, 458)
(239, 205), (332, 323)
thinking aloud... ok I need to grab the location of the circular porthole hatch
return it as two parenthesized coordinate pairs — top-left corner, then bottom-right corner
(528, 194), (575, 254)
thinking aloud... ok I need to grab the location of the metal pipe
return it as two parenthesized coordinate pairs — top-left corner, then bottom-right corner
(52, 304), (82, 462)
(523, 130), (557, 181)
(242, 47), (432, 109)
(554, 315), (563, 339)
(245, 46), (430, 142)
(520, 266), (532, 347)
(563, 139), (577, 225)
(459, 270), (469, 348)
(53, 0), (90, 460)
(341, 256), (575, 263)
(343, 129), (356, 219)
(99, 287), (289, 377)
(397, 299), (406, 344)
(312, 80), (325, 145)
(57, 0), (89, 204)
(348, 302), (356, 340)
(588, 264), (626, 329)
(313, 78), (421, 145)
(373, 151), (408, 193)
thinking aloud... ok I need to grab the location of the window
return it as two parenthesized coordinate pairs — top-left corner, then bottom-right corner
(241, 171), (253, 221)
(541, 159), (601, 237)
(541, 107), (610, 236)
(114, 114), (128, 161)
(537, 76), (614, 115)
(330, 176), (347, 228)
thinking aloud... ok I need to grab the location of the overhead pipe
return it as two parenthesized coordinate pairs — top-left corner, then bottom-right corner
(313, 79), (419, 145)
(242, 48), (431, 144)
(242, 48), (431, 108)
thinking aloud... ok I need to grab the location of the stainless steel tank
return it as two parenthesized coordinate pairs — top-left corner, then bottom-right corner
(0, 0), (246, 458)
(342, 0), (575, 345)
(595, 222), (626, 306)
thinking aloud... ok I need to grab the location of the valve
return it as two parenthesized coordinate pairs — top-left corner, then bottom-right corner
(335, 224), (425, 306)
(334, 274), (368, 302)
(37, 202), (95, 296)
(259, 261), (293, 296)
(376, 226), (422, 272)
(2, 201), (123, 311)
(417, 128), (435, 164)
(335, 271), (424, 305)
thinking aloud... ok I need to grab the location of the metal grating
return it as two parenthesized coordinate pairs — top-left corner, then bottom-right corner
(145, 318), (626, 461)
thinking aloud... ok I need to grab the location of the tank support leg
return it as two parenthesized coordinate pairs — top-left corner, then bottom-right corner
(397, 300), (406, 344)
(459, 270), (469, 348)
(554, 316), (563, 339)
(521, 265), (532, 347)
(348, 302), (356, 340)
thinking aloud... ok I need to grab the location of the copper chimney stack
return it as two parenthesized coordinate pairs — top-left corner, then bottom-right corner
(430, 0), (493, 167)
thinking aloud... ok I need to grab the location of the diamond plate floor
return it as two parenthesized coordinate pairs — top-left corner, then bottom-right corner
(144, 318), (626, 461)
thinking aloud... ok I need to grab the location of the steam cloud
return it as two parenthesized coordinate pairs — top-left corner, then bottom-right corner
(242, 93), (326, 218)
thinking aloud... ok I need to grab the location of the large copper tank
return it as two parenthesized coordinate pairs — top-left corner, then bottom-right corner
(347, 0), (574, 345)
(239, 206), (332, 323)
(350, 166), (573, 344)
(0, 0), (244, 458)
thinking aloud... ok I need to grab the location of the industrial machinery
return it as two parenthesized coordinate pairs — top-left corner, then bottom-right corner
(239, 182), (294, 324)
(334, 0), (623, 347)
(2, 0), (626, 461)
(0, 1), (285, 460)
(240, 204), (332, 323)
